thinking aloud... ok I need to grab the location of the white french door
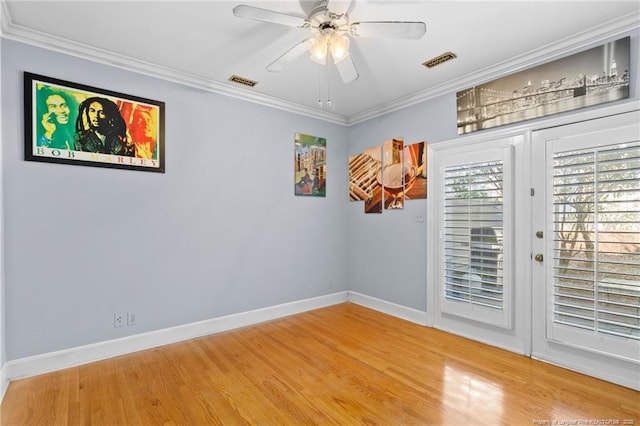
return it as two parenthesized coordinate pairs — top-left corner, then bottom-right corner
(531, 111), (640, 390)
(429, 135), (530, 355)
(429, 107), (639, 389)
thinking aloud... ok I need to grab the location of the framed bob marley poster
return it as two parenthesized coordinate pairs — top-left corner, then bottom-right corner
(24, 72), (165, 173)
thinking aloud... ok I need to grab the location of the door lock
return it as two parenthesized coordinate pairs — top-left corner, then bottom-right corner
(534, 253), (544, 262)
(536, 231), (544, 238)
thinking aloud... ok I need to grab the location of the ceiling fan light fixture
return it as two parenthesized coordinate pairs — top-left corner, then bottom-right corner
(309, 34), (328, 65)
(329, 33), (350, 63)
(310, 50), (327, 65)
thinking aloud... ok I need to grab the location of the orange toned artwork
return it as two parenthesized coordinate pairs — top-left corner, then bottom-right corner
(118, 102), (159, 160)
(348, 145), (382, 213)
(348, 139), (427, 215)
(404, 141), (427, 199)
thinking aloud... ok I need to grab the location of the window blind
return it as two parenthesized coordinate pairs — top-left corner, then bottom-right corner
(443, 160), (504, 310)
(552, 141), (640, 340)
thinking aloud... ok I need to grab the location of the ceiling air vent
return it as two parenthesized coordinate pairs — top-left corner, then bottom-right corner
(422, 52), (457, 69)
(229, 75), (258, 87)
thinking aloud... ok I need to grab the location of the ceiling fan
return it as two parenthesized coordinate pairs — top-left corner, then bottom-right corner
(233, 1), (426, 84)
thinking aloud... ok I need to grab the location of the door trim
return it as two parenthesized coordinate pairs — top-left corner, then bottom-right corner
(530, 109), (640, 390)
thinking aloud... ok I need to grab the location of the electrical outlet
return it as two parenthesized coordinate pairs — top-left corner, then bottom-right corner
(127, 312), (137, 326)
(114, 313), (125, 328)
(415, 214), (425, 222)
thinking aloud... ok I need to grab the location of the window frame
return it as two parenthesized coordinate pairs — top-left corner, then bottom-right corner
(437, 146), (515, 329)
(543, 127), (640, 362)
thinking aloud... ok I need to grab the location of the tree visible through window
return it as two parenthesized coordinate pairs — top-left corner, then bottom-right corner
(552, 141), (640, 340)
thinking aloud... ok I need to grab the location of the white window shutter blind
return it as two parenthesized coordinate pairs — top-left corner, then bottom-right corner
(551, 141), (640, 341)
(439, 147), (513, 328)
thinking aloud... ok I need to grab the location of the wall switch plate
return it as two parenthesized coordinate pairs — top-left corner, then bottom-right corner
(127, 312), (137, 326)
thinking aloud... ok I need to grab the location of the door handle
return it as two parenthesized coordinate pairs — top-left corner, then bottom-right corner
(534, 253), (544, 262)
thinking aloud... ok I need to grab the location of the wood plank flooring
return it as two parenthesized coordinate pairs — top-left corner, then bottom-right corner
(1, 303), (638, 425)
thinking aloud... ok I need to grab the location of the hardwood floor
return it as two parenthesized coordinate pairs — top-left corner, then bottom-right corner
(1, 303), (638, 425)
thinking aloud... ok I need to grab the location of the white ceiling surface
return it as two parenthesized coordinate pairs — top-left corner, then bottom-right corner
(2, 1), (639, 124)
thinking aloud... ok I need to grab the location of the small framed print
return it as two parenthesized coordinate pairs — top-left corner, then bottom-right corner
(294, 132), (326, 196)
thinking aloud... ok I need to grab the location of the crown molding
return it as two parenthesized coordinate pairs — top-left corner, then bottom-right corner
(346, 11), (640, 126)
(1, 3), (637, 127)
(0, 2), (348, 126)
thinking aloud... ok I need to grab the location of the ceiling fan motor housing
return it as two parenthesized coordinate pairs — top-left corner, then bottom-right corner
(308, 2), (349, 33)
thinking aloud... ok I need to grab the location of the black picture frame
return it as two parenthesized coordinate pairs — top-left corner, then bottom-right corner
(24, 72), (165, 173)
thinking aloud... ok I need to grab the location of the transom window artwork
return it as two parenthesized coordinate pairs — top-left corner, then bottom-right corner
(443, 160), (505, 311)
(552, 140), (640, 341)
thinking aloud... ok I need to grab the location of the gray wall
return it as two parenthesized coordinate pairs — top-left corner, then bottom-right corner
(346, 96), (457, 311)
(2, 39), (349, 360)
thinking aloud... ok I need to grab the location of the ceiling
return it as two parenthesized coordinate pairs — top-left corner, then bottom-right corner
(2, 1), (639, 125)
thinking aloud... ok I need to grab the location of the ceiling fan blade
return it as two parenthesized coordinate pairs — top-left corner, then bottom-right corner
(267, 38), (314, 72)
(233, 5), (308, 28)
(325, 0), (354, 15)
(334, 54), (359, 84)
(349, 21), (426, 39)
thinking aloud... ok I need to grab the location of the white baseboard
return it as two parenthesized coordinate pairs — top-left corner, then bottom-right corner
(4, 291), (349, 385)
(2, 291), (430, 401)
(347, 291), (427, 325)
(5, 291), (634, 397)
(0, 361), (8, 403)
(531, 351), (640, 391)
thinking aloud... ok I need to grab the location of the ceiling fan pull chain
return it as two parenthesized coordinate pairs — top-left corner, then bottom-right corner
(326, 64), (332, 108)
(317, 63), (323, 108)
